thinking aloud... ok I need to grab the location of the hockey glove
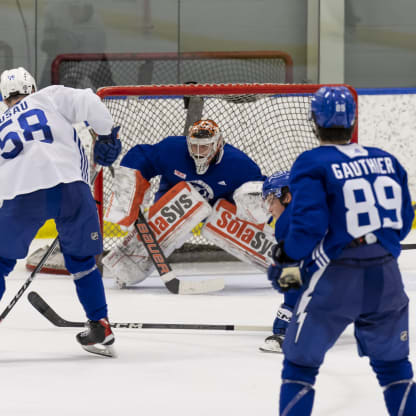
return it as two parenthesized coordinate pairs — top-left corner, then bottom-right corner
(94, 126), (122, 166)
(268, 241), (302, 293)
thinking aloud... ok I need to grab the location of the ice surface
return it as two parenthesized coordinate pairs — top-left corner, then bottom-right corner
(1, 232), (416, 415)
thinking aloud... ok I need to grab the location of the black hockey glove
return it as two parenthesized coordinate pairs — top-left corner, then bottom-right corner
(268, 241), (302, 293)
(94, 126), (122, 166)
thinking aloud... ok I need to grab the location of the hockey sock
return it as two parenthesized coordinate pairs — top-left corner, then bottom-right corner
(279, 359), (318, 416)
(64, 255), (108, 321)
(0, 257), (16, 300)
(74, 268), (108, 321)
(371, 358), (416, 416)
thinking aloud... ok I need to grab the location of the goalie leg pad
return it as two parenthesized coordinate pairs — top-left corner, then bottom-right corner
(102, 227), (154, 288)
(202, 198), (276, 272)
(104, 181), (212, 288)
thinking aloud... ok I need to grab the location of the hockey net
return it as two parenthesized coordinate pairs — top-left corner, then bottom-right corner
(26, 83), (358, 274)
(51, 51), (293, 88)
(95, 83), (358, 252)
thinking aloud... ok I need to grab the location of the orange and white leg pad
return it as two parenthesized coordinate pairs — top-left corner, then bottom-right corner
(103, 181), (212, 288)
(202, 199), (276, 272)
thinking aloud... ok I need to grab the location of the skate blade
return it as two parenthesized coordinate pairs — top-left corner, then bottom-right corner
(259, 343), (283, 354)
(82, 344), (117, 358)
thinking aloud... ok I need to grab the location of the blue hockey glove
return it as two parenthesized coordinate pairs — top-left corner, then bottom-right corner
(272, 240), (296, 264)
(268, 241), (302, 293)
(94, 126), (122, 166)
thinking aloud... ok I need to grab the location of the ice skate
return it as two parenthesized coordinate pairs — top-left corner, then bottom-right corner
(259, 333), (284, 353)
(76, 318), (116, 357)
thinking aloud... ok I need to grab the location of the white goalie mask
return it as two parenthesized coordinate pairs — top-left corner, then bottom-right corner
(0, 67), (37, 101)
(187, 119), (224, 175)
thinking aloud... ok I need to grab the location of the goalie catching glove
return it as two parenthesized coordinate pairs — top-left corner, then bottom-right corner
(94, 125), (122, 166)
(268, 241), (302, 293)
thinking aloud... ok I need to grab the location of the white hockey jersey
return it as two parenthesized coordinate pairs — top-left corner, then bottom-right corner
(0, 85), (113, 201)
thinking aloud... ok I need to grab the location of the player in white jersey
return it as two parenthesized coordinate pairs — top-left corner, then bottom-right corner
(0, 67), (121, 357)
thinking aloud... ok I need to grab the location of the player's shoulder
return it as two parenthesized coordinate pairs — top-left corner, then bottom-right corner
(34, 85), (67, 97)
(28, 85), (73, 105)
(223, 143), (257, 164)
(292, 146), (323, 166)
(362, 144), (395, 158)
(159, 135), (187, 147)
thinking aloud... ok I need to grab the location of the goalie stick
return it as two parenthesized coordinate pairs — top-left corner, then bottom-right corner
(27, 291), (271, 331)
(134, 210), (225, 294)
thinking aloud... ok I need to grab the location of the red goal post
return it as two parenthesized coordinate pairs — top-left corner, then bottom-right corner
(94, 83), (358, 253)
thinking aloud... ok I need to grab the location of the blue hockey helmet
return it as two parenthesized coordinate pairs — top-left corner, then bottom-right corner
(262, 171), (290, 200)
(310, 86), (356, 128)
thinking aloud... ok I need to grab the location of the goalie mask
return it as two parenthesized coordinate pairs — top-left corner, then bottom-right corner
(187, 119), (224, 175)
(0, 67), (37, 101)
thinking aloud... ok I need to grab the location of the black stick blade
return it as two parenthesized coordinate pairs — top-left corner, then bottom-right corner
(27, 291), (83, 327)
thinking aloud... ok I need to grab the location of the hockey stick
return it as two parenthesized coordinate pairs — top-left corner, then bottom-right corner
(27, 291), (270, 331)
(0, 170), (102, 323)
(401, 244), (416, 250)
(0, 238), (60, 323)
(134, 210), (225, 294)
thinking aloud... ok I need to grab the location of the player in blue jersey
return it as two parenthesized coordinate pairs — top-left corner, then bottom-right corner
(0, 67), (121, 357)
(119, 119), (264, 205)
(103, 119), (268, 288)
(269, 86), (416, 415)
(259, 171), (301, 354)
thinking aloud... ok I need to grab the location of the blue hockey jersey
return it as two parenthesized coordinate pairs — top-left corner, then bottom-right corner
(120, 136), (265, 205)
(274, 203), (292, 242)
(284, 143), (414, 261)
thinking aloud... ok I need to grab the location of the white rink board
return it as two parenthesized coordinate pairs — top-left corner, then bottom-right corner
(359, 93), (416, 199)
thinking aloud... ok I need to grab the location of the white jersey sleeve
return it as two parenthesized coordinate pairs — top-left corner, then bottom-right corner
(43, 85), (113, 135)
(0, 86), (114, 201)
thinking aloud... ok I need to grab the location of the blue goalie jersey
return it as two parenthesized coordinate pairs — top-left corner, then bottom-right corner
(120, 135), (265, 205)
(284, 143), (414, 261)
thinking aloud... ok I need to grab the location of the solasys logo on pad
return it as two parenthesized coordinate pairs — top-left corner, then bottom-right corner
(202, 199), (276, 271)
(146, 181), (211, 244)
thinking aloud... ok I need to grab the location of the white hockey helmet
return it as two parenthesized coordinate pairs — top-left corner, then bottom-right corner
(0, 67), (37, 101)
(187, 119), (224, 175)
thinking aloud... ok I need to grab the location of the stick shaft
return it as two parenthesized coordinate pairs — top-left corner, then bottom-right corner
(0, 238), (59, 322)
(28, 291), (271, 331)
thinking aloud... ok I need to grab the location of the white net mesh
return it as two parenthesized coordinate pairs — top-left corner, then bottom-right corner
(96, 83), (328, 252)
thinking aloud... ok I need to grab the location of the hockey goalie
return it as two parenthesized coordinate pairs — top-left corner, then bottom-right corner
(102, 119), (276, 288)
